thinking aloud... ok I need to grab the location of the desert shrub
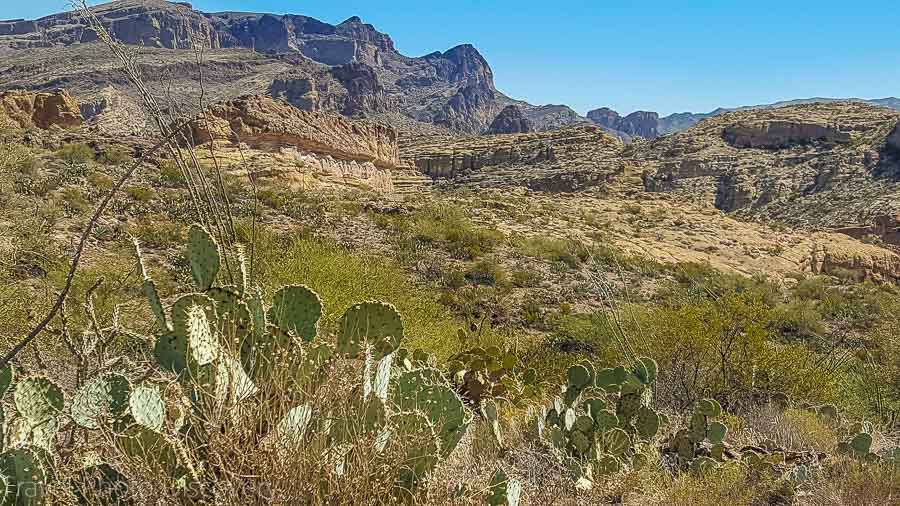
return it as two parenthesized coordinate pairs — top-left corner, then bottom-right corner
(58, 187), (90, 216)
(246, 227), (469, 359)
(514, 236), (591, 268)
(773, 300), (825, 340)
(511, 268), (542, 288)
(465, 258), (508, 286)
(156, 160), (185, 186)
(56, 142), (94, 164)
(128, 219), (185, 248)
(99, 145), (132, 165)
(804, 459), (900, 505)
(741, 406), (838, 453)
(376, 205), (504, 260)
(125, 185), (155, 203)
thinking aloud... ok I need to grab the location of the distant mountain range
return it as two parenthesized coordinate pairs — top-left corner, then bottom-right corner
(588, 97), (900, 140)
(0, 0), (895, 140)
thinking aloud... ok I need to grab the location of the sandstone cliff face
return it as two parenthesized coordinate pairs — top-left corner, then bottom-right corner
(486, 105), (534, 135)
(188, 95), (400, 169)
(723, 121), (851, 149)
(0, 89), (82, 129)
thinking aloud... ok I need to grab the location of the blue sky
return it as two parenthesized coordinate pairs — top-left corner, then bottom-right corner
(4, 1), (899, 115)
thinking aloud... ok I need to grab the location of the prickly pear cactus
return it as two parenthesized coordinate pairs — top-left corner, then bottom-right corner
(486, 468), (521, 506)
(268, 285), (322, 342)
(538, 357), (663, 485)
(338, 302), (403, 359)
(71, 374), (131, 430)
(447, 345), (531, 407)
(669, 398), (730, 470)
(129, 386), (166, 432)
(0, 446), (47, 505)
(187, 224), (220, 291)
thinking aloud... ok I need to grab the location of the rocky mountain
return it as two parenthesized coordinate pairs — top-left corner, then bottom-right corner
(0, 0), (580, 136)
(587, 108), (660, 139)
(485, 105), (534, 135)
(591, 97), (900, 139)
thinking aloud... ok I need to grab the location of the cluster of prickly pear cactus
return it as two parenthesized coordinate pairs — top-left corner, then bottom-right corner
(537, 357), (663, 486)
(447, 345), (538, 407)
(130, 224), (471, 497)
(669, 398), (729, 473)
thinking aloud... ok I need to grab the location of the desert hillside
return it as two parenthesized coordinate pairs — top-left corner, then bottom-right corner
(0, 2), (898, 505)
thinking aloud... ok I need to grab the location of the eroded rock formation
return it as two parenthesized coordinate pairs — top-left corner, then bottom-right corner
(723, 121), (851, 149)
(188, 94), (400, 169)
(486, 105), (534, 135)
(0, 89), (82, 129)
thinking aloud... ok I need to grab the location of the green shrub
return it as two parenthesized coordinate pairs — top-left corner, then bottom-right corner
(125, 185), (155, 203)
(376, 205), (504, 260)
(465, 258), (508, 286)
(128, 219), (184, 248)
(511, 269), (542, 288)
(56, 143), (94, 164)
(99, 146), (132, 165)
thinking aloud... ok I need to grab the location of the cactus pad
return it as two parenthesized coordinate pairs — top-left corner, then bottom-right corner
(595, 453), (621, 475)
(268, 285), (322, 342)
(486, 468), (521, 506)
(696, 398), (722, 418)
(338, 302), (403, 359)
(635, 406), (661, 440)
(603, 428), (631, 456)
(0, 365), (13, 400)
(277, 404), (313, 447)
(71, 374), (131, 430)
(129, 386), (166, 432)
(187, 224), (220, 291)
(566, 364), (592, 391)
(634, 356), (658, 385)
(0, 447), (46, 505)
(707, 421), (728, 444)
(14, 376), (64, 422)
(850, 432), (873, 455)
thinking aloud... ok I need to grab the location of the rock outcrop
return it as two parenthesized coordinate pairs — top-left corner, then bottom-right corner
(636, 102), (900, 229)
(587, 108), (660, 139)
(888, 122), (900, 153)
(723, 121), (851, 149)
(188, 95), (400, 169)
(486, 105), (534, 135)
(0, 89), (82, 129)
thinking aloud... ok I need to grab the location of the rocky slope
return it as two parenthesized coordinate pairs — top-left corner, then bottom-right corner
(636, 102), (900, 231)
(0, 0), (580, 136)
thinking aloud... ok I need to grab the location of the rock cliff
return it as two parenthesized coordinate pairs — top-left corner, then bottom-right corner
(0, 89), (82, 129)
(486, 105), (534, 135)
(587, 108), (660, 139)
(187, 94), (400, 169)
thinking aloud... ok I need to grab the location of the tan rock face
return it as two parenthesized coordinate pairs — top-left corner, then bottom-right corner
(723, 120), (851, 149)
(0, 89), (83, 129)
(189, 95), (400, 169)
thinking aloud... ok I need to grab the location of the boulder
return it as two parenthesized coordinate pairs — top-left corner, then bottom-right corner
(486, 105), (534, 135)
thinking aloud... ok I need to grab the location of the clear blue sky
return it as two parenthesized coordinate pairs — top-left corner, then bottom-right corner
(4, 1), (899, 115)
